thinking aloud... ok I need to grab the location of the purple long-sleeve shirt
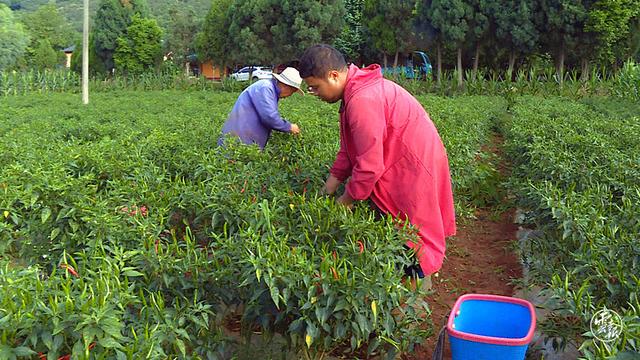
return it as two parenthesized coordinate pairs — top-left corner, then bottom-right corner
(218, 79), (292, 149)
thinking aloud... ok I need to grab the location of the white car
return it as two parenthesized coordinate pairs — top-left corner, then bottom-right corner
(229, 66), (273, 81)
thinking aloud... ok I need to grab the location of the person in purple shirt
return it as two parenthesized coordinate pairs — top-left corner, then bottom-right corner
(218, 67), (303, 149)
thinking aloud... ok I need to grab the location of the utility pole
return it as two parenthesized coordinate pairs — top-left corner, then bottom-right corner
(82, 0), (89, 104)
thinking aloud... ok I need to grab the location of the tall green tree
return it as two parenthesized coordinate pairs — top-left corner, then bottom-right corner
(163, 3), (201, 68)
(21, 3), (76, 69)
(0, 3), (29, 71)
(538, 0), (591, 84)
(333, 0), (365, 63)
(195, 0), (232, 69)
(425, 0), (471, 86)
(485, 0), (539, 76)
(114, 14), (163, 74)
(70, 35), (107, 75)
(466, 0), (490, 74)
(364, 0), (414, 68)
(93, 0), (149, 72)
(415, 0), (442, 82)
(224, 0), (345, 66)
(31, 38), (58, 69)
(586, 0), (640, 64)
(630, 16), (640, 61)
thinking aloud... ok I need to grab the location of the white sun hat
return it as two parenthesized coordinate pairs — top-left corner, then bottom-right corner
(273, 67), (304, 95)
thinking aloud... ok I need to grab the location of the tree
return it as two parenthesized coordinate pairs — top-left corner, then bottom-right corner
(415, 0), (441, 81)
(630, 16), (640, 61)
(93, 0), (149, 72)
(485, 0), (539, 77)
(537, 0), (591, 84)
(271, 1), (346, 64)
(21, 3), (76, 69)
(0, 3), (29, 71)
(465, 0), (490, 74)
(333, 0), (365, 63)
(224, 0), (345, 66)
(586, 0), (640, 65)
(195, 0), (232, 69)
(426, 0), (471, 87)
(364, 0), (415, 68)
(31, 39), (58, 69)
(71, 36), (107, 75)
(163, 3), (201, 67)
(114, 14), (162, 74)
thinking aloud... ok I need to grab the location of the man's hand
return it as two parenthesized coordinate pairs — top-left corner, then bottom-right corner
(337, 191), (354, 209)
(290, 123), (301, 135)
(322, 174), (342, 195)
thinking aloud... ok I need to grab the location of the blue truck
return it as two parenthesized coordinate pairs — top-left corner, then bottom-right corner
(381, 51), (432, 79)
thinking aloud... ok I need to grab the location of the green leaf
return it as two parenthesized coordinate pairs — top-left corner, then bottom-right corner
(269, 284), (280, 309)
(123, 269), (144, 277)
(333, 299), (348, 313)
(71, 340), (83, 358)
(356, 314), (369, 335)
(13, 347), (36, 356)
(50, 228), (60, 240)
(99, 336), (123, 349)
(0, 345), (16, 360)
(116, 350), (127, 360)
(175, 338), (186, 357)
(41, 207), (51, 223)
(615, 351), (640, 360)
(42, 330), (53, 350)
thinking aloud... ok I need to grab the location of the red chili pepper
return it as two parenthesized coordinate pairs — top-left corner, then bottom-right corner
(332, 250), (337, 260)
(60, 264), (79, 278)
(357, 240), (364, 254)
(240, 180), (247, 194)
(331, 267), (339, 280)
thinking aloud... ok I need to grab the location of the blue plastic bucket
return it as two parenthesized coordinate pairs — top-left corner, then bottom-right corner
(447, 294), (536, 360)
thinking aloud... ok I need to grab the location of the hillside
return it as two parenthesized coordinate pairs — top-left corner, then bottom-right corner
(1, 0), (211, 32)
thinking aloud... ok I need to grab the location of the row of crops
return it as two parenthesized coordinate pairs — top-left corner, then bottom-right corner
(503, 98), (640, 359)
(2, 60), (639, 100)
(0, 92), (502, 359)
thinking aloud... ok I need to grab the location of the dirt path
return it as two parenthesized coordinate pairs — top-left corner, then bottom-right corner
(408, 133), (523, 360)
(409, 208), (523, 359)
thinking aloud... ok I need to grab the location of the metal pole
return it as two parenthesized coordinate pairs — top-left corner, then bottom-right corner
(82, 0), (89, 104)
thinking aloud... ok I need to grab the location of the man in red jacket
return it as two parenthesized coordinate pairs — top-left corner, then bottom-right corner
(298, 45), (456, 284)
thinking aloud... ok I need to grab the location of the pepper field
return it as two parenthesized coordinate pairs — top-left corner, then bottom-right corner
(0, 91), (638, 359)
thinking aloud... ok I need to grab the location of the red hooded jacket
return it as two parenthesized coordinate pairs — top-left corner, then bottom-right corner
(331, 64), (456, 275)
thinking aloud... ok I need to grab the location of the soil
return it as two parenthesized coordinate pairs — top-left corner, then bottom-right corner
(406, 208), (523, 360)
(406, 133), (524, 360)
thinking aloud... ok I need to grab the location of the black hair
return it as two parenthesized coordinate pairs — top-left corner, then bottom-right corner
(298, 44), (347, 78)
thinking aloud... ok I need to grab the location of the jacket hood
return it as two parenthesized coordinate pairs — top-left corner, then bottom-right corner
(343, 64), (382, 104)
